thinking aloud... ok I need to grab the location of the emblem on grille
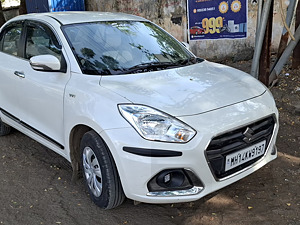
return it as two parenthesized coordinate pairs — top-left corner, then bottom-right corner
(243, 127), (254, 143)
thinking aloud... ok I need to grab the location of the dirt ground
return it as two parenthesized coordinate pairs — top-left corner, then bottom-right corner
(0, 60), (299, 225)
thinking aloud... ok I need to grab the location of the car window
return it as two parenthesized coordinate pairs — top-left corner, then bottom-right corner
(25, 24), (62, 60)
(0, 24), (22, 56)
(63, 21), (196, 75)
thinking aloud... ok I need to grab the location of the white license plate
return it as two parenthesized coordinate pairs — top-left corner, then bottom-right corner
(225, 140), (266, 172)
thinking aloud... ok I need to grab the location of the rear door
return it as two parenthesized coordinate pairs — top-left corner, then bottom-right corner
(0, 22), (24, 120)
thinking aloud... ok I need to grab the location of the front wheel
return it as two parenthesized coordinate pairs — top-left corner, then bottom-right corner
(80, 130), (125, 209)
(0, 118), (11, 136)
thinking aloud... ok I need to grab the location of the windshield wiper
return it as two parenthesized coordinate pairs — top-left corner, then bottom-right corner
(117, 57), (204, 75)
(177, 57), (204, 65)
(122, 61), (180, 74)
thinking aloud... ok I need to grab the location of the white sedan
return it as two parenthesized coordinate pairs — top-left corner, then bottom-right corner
(0, 12), (278, 209)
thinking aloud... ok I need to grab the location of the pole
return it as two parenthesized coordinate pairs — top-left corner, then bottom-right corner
(255, 0), (263, 41)
(269, 24), (300, 84)
(259, 0), (274, 86)
(250, 0), (273, 78)
(254, 0), (264, 75)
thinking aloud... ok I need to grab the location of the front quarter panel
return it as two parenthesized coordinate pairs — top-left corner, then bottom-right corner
(64, 72), (131, 148)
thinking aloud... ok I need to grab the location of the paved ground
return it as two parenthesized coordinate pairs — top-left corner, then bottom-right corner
(0, 61), (299, 225)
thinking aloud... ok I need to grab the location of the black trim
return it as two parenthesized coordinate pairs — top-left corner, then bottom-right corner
(123, 147), (182, 157)
(205, 115), (275, 179)
(30, 62), (56, 71)
(147, 169), (193, 192)
(0, 108), (64, 150)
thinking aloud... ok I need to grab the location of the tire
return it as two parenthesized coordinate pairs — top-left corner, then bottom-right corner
(80, 130), (125, 209)
(0, 118), (11, 136)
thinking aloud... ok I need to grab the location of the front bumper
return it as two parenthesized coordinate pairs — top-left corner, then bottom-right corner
(100, 92), (278, 204)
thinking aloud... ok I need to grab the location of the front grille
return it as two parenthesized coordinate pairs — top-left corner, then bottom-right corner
(206, 116), (275, 179)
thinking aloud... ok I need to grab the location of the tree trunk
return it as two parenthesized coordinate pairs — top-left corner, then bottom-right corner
(19, 0), (27, 15)
(0, 2), (6, 27)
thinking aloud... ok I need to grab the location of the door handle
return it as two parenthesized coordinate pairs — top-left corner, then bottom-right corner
(14, 71), (25, 78)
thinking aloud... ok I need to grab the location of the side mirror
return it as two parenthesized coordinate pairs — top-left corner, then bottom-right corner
(30, 55), (61, 71)
(181, 42), (190, 50)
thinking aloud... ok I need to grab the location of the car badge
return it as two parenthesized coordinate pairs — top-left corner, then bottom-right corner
(243, 127), (254, 143)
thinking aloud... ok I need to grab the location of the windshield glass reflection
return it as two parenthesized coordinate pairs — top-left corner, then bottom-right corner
(63, 21), (198, 75)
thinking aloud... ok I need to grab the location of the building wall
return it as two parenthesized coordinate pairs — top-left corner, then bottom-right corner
(86, 0), (188, 42)
(2, 0), (20, 8)
(3, 7), (19, 21)
(86, 0), (288, 60)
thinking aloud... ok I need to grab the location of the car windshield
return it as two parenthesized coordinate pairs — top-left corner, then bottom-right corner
(63, 21), (201, 75)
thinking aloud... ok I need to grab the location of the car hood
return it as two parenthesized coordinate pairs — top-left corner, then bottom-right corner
(100, 60), (266, 117)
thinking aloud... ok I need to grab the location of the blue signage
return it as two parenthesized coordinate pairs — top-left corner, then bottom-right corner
(48, 0), (85, 12)
(188, 0), (247, 40)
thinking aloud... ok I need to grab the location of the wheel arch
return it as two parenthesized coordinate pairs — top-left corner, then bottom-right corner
(68, 123), (126, 208)
(69, 124), (92, 182)
(68, 124), (122, 184)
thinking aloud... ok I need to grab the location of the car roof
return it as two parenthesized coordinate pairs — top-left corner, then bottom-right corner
(9, 11), (149, 25)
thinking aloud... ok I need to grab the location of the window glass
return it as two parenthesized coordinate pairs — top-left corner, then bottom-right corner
(25, 25), (62, 60)
(0, 24), (22, 56)
(63, 21), (196, 75)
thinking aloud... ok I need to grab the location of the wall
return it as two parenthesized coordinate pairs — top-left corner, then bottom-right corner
(2, 0), (20, 21)
(86, 0), (289, 60)
(3, 7), (19, 21)
(2, 0), (20, 8)
(86, 0), (188, 42)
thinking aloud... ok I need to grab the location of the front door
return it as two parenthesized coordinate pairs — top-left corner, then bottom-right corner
(16, 21), (70, 149)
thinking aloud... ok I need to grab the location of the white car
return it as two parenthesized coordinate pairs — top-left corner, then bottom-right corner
(0, 12), (278, 209)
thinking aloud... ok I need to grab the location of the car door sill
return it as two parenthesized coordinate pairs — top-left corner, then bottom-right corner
(0, 108), (64, 150)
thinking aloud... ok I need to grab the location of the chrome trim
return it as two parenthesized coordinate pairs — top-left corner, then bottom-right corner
(147, 186), (203, 197)
(205, 113), (278, 182)
(14, 71), (25, 78)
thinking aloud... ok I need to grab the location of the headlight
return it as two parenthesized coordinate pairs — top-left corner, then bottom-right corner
(118, 104), (196, 143)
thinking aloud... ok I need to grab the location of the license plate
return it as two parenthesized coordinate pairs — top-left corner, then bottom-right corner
(225, 140), (266, 172)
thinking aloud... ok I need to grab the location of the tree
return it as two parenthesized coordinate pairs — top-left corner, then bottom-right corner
(0, 0), (6, 27)
(19, 0), (27, 15)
